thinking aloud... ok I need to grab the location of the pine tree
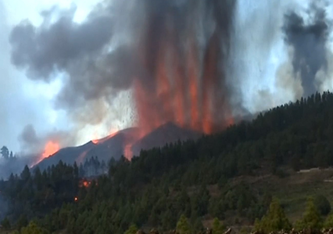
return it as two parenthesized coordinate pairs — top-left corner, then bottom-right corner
(295, 197), (322, 231)
(254, 198), (291, 233)
(20, 221), (49, 234)
(324, 212), (333, 228)
(20, 165), (31, 181)
(16, 215), (28, 231)
(192, 218), (204, 233)
(176, 214), (191, 234)
(124, 224), (138, 234)
(0, 146), (9, 159)
(1, 217), (11, 230)
(212, 218), (225, 234)
(314, 195), (331, 216)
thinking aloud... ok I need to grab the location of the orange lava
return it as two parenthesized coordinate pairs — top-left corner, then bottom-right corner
(131, 14), (234, 143)
(42, 141), (60, 158)
(122, 128), (143, 160)
(121, 11), (235, 160)
(30, 141), (60, 168)
(91, 128), (119, 145)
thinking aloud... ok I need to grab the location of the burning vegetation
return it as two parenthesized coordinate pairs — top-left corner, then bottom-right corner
(78, 178), (95, 188)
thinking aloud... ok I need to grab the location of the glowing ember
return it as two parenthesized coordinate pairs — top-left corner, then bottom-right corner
(74, 197), (78, 202)
(79, 179), (91, 188)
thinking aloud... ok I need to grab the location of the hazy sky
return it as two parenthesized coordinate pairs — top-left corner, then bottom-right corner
(0, 0), (120, 154)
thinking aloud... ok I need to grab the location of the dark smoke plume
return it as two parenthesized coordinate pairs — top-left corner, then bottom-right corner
(282, 3), (330, 97)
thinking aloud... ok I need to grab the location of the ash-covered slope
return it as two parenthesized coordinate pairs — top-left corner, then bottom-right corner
(35, 123), (202, 170)
(35, 128), (135, 171)
(131, 122), (202, 156)
(35, 141), (95, 171)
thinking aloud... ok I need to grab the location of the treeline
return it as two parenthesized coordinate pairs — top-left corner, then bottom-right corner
(78, 156), (108, 178)
(254, 196), (333, 233)
(1, 91), (333, 233)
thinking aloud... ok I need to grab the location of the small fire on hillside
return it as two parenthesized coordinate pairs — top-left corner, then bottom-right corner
(79, 179), (92, 188)
(79, 178), (97, 188)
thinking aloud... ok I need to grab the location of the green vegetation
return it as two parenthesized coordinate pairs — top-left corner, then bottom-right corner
(176, 215), (191, 234)
(124, 224), (138, 234)
(295, 197), (323, 231)
(254, 198), (291, 233)
(212, 218), (226, 234)
(1, 92), (333, 233)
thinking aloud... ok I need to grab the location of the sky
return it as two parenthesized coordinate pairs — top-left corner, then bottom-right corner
(1, 0), (333, 158)
(0, 0), (134, 155)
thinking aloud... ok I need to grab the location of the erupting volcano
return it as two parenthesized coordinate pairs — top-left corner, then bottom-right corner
(84, 0), (239, 160)
(14, 0), (332, 168)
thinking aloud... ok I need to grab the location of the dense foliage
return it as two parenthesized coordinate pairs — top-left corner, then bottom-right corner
(1, 91), (333, 233)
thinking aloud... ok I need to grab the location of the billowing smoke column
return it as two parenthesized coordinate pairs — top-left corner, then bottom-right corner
(132, 0), (236, 135)
(282, 2), (330, 97)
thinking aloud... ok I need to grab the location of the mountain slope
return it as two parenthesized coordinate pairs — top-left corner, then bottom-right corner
(132, 122), (202, 156)
(35, 123), (202, 170)
(3, 92), (333, 233)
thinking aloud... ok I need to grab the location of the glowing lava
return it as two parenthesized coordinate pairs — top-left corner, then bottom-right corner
(42, 141), (60, 158)
(130, 0), (235, 144)
(91, 128), (119, 145)
(30, 141), (60, 168)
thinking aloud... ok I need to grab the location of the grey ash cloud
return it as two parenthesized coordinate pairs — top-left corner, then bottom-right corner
(282, 2), (331, 97)
(9, 3), (120, 111)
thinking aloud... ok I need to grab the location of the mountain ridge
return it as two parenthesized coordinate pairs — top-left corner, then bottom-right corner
(35, 122), (203, 170)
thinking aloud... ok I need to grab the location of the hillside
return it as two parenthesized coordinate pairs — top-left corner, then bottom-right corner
(1, 92), (333, 233)
(35, 123), (202, 171)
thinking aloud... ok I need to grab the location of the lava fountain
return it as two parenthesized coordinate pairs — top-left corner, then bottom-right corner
(131, 0), (236, 139)
(89, 1), (237, 160)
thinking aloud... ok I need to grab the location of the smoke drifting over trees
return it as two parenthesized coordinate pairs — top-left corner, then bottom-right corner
(6, 0), (333, 159)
